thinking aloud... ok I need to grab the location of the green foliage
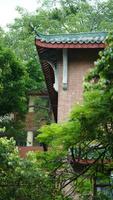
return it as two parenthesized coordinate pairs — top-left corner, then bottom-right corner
(5, 9), (45, 92)
(2, 119), (26, 145)
(38, 121), (80, 149)
(0, 137), (62, 200)
(0, 44), (27, 144)
(96, 193), (112, 200)
(0, 45), (27, 116)
(35, 96), (52, 127)
(76, 178), (92, 199)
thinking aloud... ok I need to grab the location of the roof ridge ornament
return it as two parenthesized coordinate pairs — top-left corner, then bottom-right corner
(29, 22), (40, 36)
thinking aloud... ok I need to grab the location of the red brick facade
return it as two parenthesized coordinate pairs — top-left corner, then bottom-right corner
(57, 49), (100, 122)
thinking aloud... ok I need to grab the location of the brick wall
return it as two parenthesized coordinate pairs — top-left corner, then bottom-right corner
(57, 49), (100, 122)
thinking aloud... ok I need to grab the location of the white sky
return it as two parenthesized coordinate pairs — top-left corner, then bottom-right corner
(0, 0), (41, 28)
(0, 0), (106, 29)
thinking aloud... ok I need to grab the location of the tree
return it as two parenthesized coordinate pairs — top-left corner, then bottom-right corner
(5, 7), (45, 92)
(0, 137), (62, 200)
(0, 45), (27, 116)
(0, 44), (28, 143)
(97, 0), (113, 31)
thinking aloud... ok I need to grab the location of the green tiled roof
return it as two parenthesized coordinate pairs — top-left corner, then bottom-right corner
(36, 32), (107, 44)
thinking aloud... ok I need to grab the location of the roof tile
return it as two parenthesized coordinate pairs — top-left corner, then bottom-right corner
(36, 31), (107, 44)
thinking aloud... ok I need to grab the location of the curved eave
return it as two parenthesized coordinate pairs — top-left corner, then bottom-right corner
(35, 39), (106, 49)
(36, 45), (58, 122)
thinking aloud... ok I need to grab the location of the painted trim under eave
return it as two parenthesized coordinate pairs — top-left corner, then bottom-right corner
(35, 39), (106, 49)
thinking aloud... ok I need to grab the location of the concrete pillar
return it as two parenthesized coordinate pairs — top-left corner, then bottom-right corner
(26, 95), (35, 146)
(27, 131), (33, 146)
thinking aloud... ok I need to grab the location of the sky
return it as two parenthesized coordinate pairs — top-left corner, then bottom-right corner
(0, 0), (105, 29)
(0, 0), (41, 28)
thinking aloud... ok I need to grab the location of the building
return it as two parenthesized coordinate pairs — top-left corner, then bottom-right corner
(35, 32), (113, 197)
(35, 31), (107, 122)
(25, 91), (49, 146)
(35, 32), (113, 198)
(19, 91), (50, 156)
